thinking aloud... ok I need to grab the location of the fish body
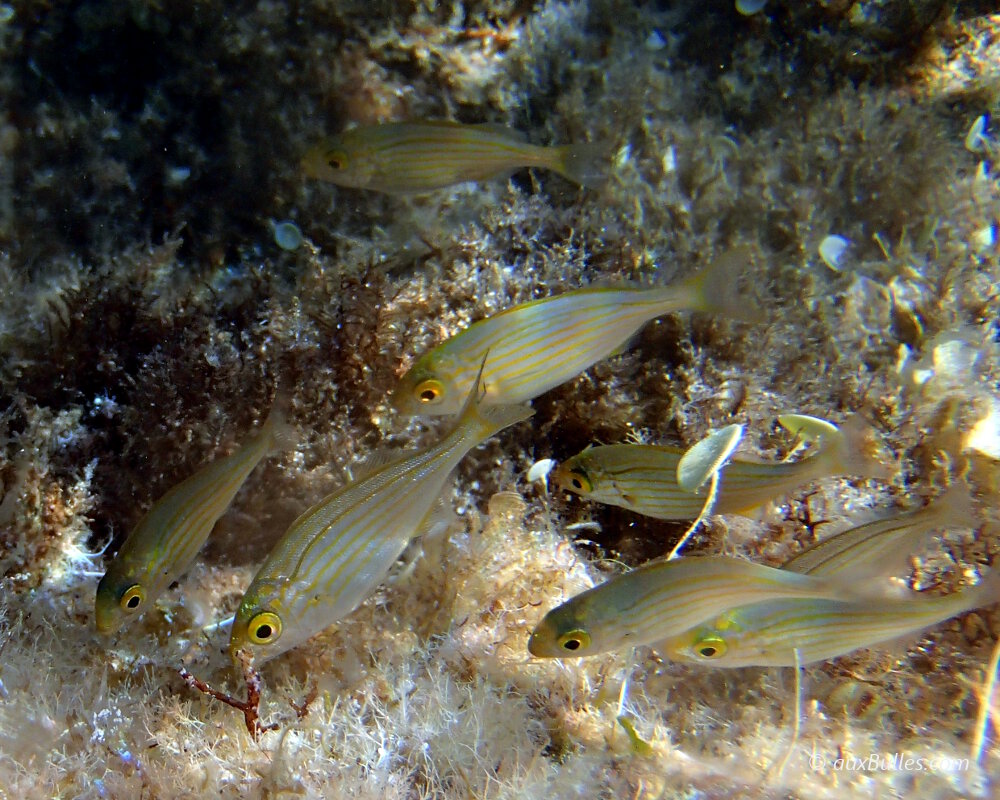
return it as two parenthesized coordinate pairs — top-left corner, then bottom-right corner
(781, 482), (975, 579)
(95, 411), (282, 635)
(526, 555), (864, 658)
(301, 120), (607, 193)
(394, 256), (745, 417)
(553, 416), (891, 520)
(662, 576), (998, 667)
(661, 483), (985, 667)
(229, 388), (533, 663)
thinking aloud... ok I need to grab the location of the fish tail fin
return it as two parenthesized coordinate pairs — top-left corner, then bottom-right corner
(455, 353), (535, 440)
(262, 390), (298, 452)
(668, 245), (763, 321)
(552, 142), (612, 188)
(815, 415), (896, 484)
(925, 480), (978, 531)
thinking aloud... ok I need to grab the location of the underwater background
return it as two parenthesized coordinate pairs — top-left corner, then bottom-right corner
(1, 0), (1000, 797)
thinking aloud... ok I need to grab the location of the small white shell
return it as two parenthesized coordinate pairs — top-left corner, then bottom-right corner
(931, 337), (981, 385)
(527, 458), (556, 484)
(972, 223), (996, 252)
(966, 400), (1000, 460)
(818, 235), (850, 272)
(644, 30), (667, 51)
(735, 0), (767, 15)
(272, 220), (303, 252)
(661, 145), (677, 175)
(166, 166), (191, 186)
(965, 115), (988, 154)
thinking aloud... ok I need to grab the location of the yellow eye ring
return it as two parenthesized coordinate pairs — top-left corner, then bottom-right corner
(556, 629), (591, 653)
(120, 584), (145, 613)
(567, 470), (592, 493)
(694, 636), (727, 659)
(247, 611), (282, 645)
(414, 379), (445, 405)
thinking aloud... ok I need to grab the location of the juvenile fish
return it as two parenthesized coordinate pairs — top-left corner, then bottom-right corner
(393, 253), (750, 417)
(553, 415), (891, 520)
(526, 555), (867, 658)
(230, 384), (533, 664)
(95, 407), (287, 635)
(662, 483), (985, 667)
(302, 120), (608, 194)
(661, 575), (999, 667)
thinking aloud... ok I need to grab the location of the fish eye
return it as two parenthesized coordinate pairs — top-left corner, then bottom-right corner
(247, 611), (282, 645)
(119, 584), (145, 613)
(326, 151), (346, 170)
(694, 636), (727, 659)
(414, 379), (445, 405)
(568, 470), (592, 493)
(557, 629), (591, 652)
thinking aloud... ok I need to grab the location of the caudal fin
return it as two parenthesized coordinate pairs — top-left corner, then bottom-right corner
(669, 245), (764, 322)
(922, 481), (978, 531)
(262, 391), (298, 453)
(817, 414), (896, 483)
(552, 142), (612, 188)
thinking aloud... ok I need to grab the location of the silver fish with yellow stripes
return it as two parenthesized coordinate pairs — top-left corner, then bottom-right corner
(229, 386), (533, 664)
(393, 254), (751, 417)
(301, 120), (608, 194)
(661, 482), (986, 667)
(95, 407), (287, 635)
(660, 573), (999, 668)
(526, 555), (868, 658)
(553, 415), (891, 520)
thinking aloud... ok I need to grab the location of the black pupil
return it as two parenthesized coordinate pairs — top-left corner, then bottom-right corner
(571, 478), (583, 490)
(255, 624), (272, 640)
(562, 638), (581, 651)
(699, 646), (717, 657)
(126, 594), (140, 609)
(420, 389), (436, 402)
(329, 158), (341, 169)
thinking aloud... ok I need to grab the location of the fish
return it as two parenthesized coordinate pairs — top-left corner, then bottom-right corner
(659, 482), (986, 667)
(526, 555), (869, 658)
(301, 120), (608, 194)
(95, 405), (289, 635)
(229, 380), (534, 664)
(393, 252), (751, 417)
(781, 482), (976, 580)
(660, 574), (1000, 667)
(553, 415), (892, 520)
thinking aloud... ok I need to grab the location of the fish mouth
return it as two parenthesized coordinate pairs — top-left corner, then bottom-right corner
(527, 631), (552, 658)
(94, 604), (119, 636)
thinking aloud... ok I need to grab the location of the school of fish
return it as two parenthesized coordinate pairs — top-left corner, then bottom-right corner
(95, 119), (994, 732)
